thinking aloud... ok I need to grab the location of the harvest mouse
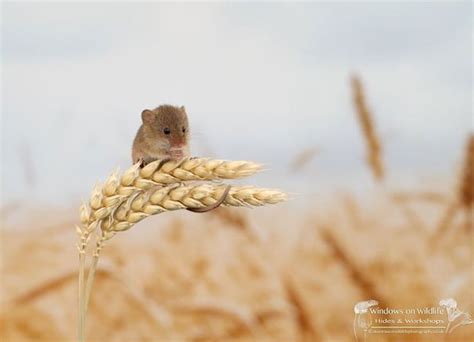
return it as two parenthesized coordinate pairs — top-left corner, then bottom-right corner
(132, 104), (229, 213)
(132, 104), (190, 164)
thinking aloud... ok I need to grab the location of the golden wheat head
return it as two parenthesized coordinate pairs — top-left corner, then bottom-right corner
(100, 183), (287, 234)
(80, 158), (263, 226)
(77, 157), (285, 246)
(350, 74), (384, 182)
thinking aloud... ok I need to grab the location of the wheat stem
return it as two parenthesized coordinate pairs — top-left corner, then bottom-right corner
(76, 207), (98, 342)
(83, 232), (106, 314)
(77, 251), (85, 342)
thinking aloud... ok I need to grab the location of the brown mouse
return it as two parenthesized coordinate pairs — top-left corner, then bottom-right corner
(132, 104), (190, 165)
(131, 104), (228, 213)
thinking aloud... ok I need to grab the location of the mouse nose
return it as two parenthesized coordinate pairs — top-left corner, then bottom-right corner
(172, 140), (186, 148)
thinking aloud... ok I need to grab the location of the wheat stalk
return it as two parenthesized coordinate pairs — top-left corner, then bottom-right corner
(350, 74), (384, 182)
(76, 157), (285, 342)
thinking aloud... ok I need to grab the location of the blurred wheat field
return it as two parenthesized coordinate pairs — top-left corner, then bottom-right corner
(1, 188), (473, 341)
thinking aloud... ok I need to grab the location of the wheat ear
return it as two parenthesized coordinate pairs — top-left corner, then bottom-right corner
(350, 74), (384, 182)
(77, 158), (263, 258)
(101, 184), (287, 232)
(76, 158), (285, 342)
(83, 158), (262, 225)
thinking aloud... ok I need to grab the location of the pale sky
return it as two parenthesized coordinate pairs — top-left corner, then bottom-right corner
(1, 1), (472, 203)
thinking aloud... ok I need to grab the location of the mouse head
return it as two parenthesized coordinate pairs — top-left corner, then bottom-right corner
(141, 104), (190, 152)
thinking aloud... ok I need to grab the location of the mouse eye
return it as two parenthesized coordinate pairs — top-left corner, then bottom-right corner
(163, 127), (171, 135)
(182, 127), (186, 133)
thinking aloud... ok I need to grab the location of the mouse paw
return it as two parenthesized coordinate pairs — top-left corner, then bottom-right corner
(137, 157), (159, 168)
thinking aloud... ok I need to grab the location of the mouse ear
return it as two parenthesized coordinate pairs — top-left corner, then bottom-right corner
(141, 109), (155, 124)
(180, 106), (186, 113)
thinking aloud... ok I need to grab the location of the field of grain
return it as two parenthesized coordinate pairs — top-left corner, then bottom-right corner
(1, 183), (473, 341)
(1, 78), (472, 342)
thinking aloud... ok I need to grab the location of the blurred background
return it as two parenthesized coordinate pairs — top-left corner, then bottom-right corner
(2, 1), (472, 202)
(1, 2), (473, 341)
